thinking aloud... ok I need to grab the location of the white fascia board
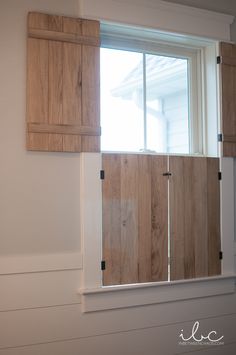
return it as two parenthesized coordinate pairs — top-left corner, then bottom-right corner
(78, 0), (234, 41)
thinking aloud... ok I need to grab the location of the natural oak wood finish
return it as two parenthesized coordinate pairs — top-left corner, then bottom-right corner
(102, 154), (168, 286)
(219, 42), (236, 156)
(27, 12), (100, 152)
(170, 156), (221, 280)
(28, 123), (101, 136)
(207, 158), (221, 276)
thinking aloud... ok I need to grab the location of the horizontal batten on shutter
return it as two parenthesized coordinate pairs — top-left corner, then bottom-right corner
(28, 123), (101, 136)
(28, 29), (100, 47)
(219, 56), (236, 66)
(220, 134), (236, 143)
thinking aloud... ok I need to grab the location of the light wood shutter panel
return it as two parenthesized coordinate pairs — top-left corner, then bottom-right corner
(169, 156), (221, 280)
(102, 154), (168, 286)
(219, 42), (236, 156)
(26, 12), (100, 152)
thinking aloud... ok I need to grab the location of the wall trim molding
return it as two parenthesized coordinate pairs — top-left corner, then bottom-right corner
(80, 275), (236, 312)
(0, 252), (82, 275)
(78, 0), (234, 41)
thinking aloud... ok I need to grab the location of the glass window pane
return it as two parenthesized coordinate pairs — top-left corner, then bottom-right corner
(101, 48), (144, 152)
(146, 54), (189, 154)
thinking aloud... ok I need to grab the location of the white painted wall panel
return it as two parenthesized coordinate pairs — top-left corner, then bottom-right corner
(0, 312), (235, 354)
(1, 294), (236, 349)
(0, 270), (81, 311)
(0, 0), (81, 256)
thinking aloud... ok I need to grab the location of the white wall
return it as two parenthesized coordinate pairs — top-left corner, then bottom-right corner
(0, 1), (236, 354)
(0, 0), (81, 255)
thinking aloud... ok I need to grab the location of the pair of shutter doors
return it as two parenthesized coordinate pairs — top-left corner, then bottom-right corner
(102, 154), (221, 286)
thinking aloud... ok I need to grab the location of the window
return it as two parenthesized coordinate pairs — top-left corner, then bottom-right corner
(100, 24), (203, 155)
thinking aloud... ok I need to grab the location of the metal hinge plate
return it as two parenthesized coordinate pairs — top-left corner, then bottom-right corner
(100, 170), (105, 180)
(101, 260), (106, 270)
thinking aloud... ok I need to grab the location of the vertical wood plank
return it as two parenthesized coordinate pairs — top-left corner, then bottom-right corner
(81, 19), (100, 152)
(220, 42), (236, 156)
(48, 134), (63, 152)
(207, 158), (221, 276)
(63, 17), (82, 34)
(63, 135), (81, 152)
(62, 42), (82, 126)
(137, 155), (152, 283)
(192, 157), (208, 278)
(28, 13), (49, 29)
(82, 45), (100, 151)
(102, 154), (121, 286)
(27, 38), (48, 125)
(49, 41), (63, 126)
(120, 155), (139, 284)
(169, 156), (185, 280)
(26, 133), (49, 151)
(151, 155), (168, 282)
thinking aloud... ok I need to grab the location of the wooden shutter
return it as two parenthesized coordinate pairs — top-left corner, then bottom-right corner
(169, 156), (221, 280)
(26, 12), (100, 152)
(102, 154), (168, 286)
(219, 42), (236, 157)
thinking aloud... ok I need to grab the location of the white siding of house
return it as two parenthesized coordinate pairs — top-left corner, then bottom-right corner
(0, 1), (236, 354)
(163, 92), (189, 154)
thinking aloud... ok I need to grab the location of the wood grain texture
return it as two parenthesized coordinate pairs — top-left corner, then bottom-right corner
(102, 154), (168, 286)
(151, 155), (168, 282)
(102, 154), (121, 286)
(138, 155), (152, 282)
(27, 13), (100, 152)
(27, 38), (48, 124)
(170, 156), (221, 280)
(62, 42), (82, 125)
(207, 158), (221, 276)
(220, 42), (236, 156)
(120, 155), (139, 284)
(28, 123), (100, 135)
(49, 41), (63, 125)
(82, 45), (100, 152)
(169, 156), (185, 280)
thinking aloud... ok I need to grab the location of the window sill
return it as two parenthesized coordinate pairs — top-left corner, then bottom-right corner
(79, 274), (236, 312)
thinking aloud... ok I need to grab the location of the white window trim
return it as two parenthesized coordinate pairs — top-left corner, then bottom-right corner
(78, 0), (236, 312)
(100, 25), (203, 155)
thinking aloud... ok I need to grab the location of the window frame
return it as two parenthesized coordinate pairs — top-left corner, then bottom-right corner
(78, 17), (235, 312)
(100, 23), (209, 156)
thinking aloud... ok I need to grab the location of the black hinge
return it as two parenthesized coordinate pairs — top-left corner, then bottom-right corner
(100, 170), (105, 180)
(218, 172), (222, 180)
(101, 260), (106, 270)
(163, 172), (172, 177)
(217, 56), (222, 64)
(218, 133), (223, 142)
(219, 251), (223, 260)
